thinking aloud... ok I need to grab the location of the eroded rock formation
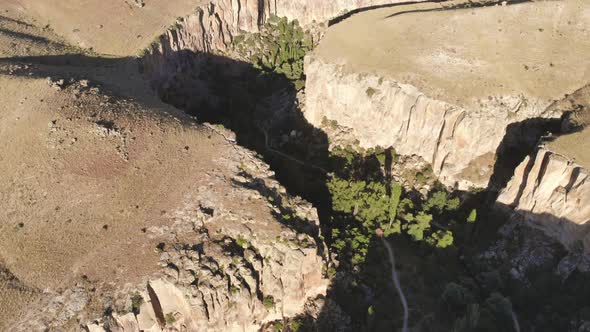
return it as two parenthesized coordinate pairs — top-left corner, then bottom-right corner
(0, 66), (327, 331)
(303, 0), (590, 190)
(498, 86), (590, 253)
(140, 0), (425, 83)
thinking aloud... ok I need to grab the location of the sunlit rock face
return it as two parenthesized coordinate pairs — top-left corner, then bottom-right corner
(498, 86), (590, 253)
(497, 148), (590, 252)
(303, 0), (590, 190)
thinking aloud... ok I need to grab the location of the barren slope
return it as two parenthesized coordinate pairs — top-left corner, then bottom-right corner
(1, 0), (204, 55)
(0, 10), (327, 330)
(314, 0), (590, 107)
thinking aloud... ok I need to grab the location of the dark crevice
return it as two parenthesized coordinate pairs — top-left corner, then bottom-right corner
(328, 0), (449, 26)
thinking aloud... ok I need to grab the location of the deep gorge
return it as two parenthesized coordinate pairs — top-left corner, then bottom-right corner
(138, 3), (590, 330)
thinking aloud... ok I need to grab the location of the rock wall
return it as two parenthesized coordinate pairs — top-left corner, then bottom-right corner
(0, 72), (328, 331)
(497, 87), (590, 253)
(497, 147), (590, 252)
(302, 0), (590, 190)
(140, 0), (423, 82)
(304, 57), (562, 190)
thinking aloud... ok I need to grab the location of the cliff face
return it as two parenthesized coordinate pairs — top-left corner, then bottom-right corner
(303, 0), (590, 190)
(497, 87), (590, 253)
(497, 148), (590, 252)
(140, 0), (421, 83)
(0, 71), (328, 331)
(304, 57), (563, 190)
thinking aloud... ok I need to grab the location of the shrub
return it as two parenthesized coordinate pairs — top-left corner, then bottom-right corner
(467, 209), (477, 223)
(235, 236), (249, 249)
(366, 87), (378, 97)
(263, 295), (275, 309)
(131, 292), (144, 314)
(233, 16), (312, 89)
(442, 282), (474, 311)
(165, 312), (176, 325)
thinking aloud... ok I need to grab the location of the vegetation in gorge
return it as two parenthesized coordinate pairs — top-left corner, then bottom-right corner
(152, 15), (590, 332)
(327, 147), (473, 267)
(318, 146), (590, 332)
(232, 16), (313, 90)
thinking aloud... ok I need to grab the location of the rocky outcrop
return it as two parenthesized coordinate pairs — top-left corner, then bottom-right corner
(303, 0), (590, 189)
(82, 151), (329, 332)
(497, 85), (590, 253)
(0, 68), (328, 331)
(497, 147), (590, 252)
(140, 0), (425, 83)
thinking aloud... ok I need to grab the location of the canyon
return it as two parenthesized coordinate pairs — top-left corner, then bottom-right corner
(0, 0), (588, 331)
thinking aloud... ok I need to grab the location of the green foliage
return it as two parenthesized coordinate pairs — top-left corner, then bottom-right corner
(273, 321), (284, 332)
(233, 16), (312, 89)
(467, 209), (477, 223)
(326, 149), (465, 266)
(165, 312), (176, 325)
(424, 191), (460, 212)
(332, 226), (372, 265)
(131, 292), (144, 314)
(404, 212), (432, 241)
(235, 236), (249, 249)
(289, 319), (303, 331)
(428, 230), (454, 248)
(263, 295), (275, 309)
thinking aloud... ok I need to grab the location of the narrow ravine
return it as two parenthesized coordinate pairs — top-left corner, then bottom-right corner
(137, 2), (590, 330)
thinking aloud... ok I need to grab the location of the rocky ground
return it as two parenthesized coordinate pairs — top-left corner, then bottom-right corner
(0, 2), (329, 331)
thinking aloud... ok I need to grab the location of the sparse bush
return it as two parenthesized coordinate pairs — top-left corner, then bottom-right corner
(131, 292), (144, 315)
(233, 16), (312, 90)
(165, 312), (176, 325)
(366, 87), (378, 97)
(263, 295), (275, 309)
(235, 236), (249, 249)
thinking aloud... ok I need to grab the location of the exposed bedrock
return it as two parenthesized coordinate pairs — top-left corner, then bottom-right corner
(140, 0), (428, 83)
(304, 0), (590, 190)
(497, 86), (590, 253)
(0, 71), (328, 331)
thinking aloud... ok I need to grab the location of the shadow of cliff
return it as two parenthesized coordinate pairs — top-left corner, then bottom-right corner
(328, 0), (449, 26)
(305, 200), (590, 332)
(487, 116), (563, 200)
(139, 49), (334, 221)
(0, 53), (182, 112)
(383, 0), (532, 19)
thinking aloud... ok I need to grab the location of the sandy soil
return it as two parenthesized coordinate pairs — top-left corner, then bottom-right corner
(548, 85), (590, 169)
(314, 0), (590, 107)
(1, 0), (204, 55)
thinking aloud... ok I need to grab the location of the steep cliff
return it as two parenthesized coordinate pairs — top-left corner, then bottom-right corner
(303, 0), (590, 190)
(140, 0), (426, 83)
(0, 64), (327, 331)
(498, 86), (590, 252)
